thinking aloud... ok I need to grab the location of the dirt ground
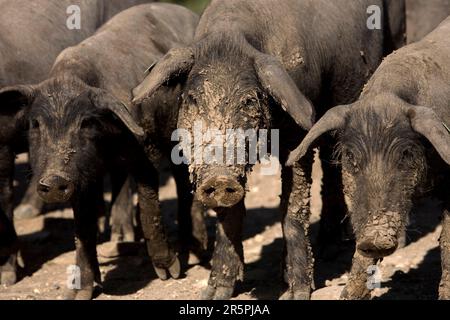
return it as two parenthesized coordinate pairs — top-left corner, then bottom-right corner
(0, 154), (443, 300)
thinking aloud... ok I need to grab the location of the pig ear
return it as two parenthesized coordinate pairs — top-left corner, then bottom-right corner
(286, 105), (350, 166)
(406, 106), (450, 165)
(254, 53), (315, 131)
(0, 85), (35, 137)
(0, 85), (35, 116)
(89, 89), (144, 138)
(132, 47), (195, 105)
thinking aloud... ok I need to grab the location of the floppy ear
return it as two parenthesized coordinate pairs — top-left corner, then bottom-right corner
(132, 47), (195, 105)
(89, 88), (144, 138)
(286, 105), (350, 166)
(254, 53), (315, 131)
(0, 85), (35, 140)
(406, 106), (450, 165)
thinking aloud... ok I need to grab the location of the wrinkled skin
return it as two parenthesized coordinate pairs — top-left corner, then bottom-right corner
(0, 0), (155, 285)
(0, 3), (199, 299)
(289, 17), (450, 299)
(133, 0), (405, 300)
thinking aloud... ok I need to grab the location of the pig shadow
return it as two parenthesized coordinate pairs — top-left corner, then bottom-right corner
(101, 255), (158, 297)
(405, 197), (442, 245)
(101, 205), (283, 297)
(17, 216), (75, 280)
(239, 237), (284, 300)
(375, 247), (441, 300)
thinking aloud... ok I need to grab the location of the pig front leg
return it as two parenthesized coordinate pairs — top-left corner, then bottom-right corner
(201, 201), (245, 300)
(65, 186), (102, 300)
(340, 251), (376, 300)
(279, 151), (314, 300)
(0, 146), (18, 285)
(14, 175), (44, 220)
(134, 161), (180, 280)
(439, 203), (450, 300)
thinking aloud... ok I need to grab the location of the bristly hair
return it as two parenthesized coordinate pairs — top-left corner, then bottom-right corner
(29, 75), (101, 130)
(335, 107), (427, 178)
(193, 32), (254, 66)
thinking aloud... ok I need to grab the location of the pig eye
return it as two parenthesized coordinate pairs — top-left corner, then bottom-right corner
(400, 148), (414, 162)
(344, 150), (358, 168)
(185, 93), (198, 106)
(243, 97), (258, 107)
(31, 119), (40, 129)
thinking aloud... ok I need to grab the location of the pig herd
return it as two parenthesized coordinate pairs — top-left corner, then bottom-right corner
(0, 0), (449, 300)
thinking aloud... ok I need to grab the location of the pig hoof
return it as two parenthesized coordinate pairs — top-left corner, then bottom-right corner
(279, 290), (293, 300)
(280, 288), (310, 300)
(153, 256), (181, 280)
(153, 265), (168, 280)
(14, 204), (40, 220)
(200, 285), (233, 300)
(340, 287), (370, 300)
(200, 285), (216, 300)
(64, 288), (94, 300)
(110, 233), (121, 243)
(0, 270), (17, 285)
(75, 288), (94, 300)
(213, 286), (234, 300)
(168, 257), (181, 279)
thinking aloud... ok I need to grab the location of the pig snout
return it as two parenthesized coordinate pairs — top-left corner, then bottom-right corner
(37, 174), (75, 203)
(197, 175), (245, 208)
(357, 235), (398, 259)
(356, 211), (402, 259)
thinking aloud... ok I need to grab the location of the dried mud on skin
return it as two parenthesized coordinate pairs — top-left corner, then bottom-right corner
(0, 156), (443, 300)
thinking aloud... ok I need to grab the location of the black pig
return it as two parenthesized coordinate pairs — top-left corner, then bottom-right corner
(0, 3), (199, 299)
(0, 0), (155, 285)
(133, 0), (406, 300)
(289, 17), (450, 300)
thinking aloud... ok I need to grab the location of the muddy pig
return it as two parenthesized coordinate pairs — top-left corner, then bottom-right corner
(0, 3), (199, 299)
(133, 0), (406, 300)
(289, 17), (450, 300)
(0, 0), (156, 285)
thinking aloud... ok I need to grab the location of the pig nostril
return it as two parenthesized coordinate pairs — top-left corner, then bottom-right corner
(205, 187), (215, 195)
(39, 185), (50, 193)
(361, 248), (374, 255)
(226, 188), (236, 193)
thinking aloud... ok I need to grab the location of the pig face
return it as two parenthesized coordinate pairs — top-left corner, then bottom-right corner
(339, 108), (426, 258)
(0, 76), (144, 204)
(288, 96), (450, 259)
(133, 36), (315, 209)
(177, 60), (271, 208)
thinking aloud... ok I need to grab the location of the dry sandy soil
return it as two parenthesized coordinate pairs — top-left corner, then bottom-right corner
(0, 154), (444, 300)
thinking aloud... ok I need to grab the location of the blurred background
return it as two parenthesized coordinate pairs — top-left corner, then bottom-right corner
(162, 0), (210, 14)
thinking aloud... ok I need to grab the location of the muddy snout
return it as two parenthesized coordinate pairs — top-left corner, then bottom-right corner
(198, 175), (245, 208)
(357, 235), (398, 259)
(356, 211), (402, 259)
(37, 174), (75, 203)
